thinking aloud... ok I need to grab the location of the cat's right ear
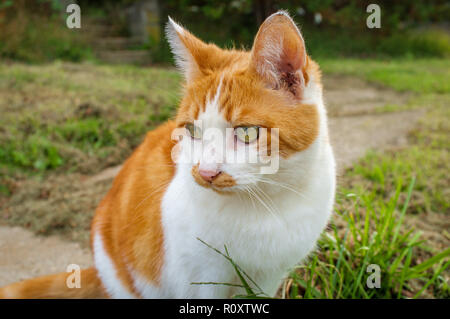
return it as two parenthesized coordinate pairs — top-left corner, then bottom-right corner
(249, 11), (308, 98)
(166, 17), (209, 82)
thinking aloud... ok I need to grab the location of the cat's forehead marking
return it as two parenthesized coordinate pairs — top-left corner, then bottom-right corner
(203, 74), (240, 124)
(206, 75), (223, 114)
(198, 75), (228, 128)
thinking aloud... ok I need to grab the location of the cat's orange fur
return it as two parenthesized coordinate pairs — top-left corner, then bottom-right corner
(0, 12), (325, 299)
(0, 267), (104, 298)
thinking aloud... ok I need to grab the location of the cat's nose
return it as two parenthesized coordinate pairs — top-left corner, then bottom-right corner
(198, 169), (222, 182)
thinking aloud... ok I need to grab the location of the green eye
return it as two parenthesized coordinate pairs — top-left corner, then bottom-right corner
(185, 123), (202, 139)
(235, 126), (259, 144)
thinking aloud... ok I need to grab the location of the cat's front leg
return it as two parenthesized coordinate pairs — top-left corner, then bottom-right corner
(175, 266), (237, 298)
(249, 268), (288, 298)
(163, 246), (237, 298)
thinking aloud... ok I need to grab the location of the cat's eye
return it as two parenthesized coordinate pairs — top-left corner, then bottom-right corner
(185, 123), (202, 139)
(234, 126), (259, 144)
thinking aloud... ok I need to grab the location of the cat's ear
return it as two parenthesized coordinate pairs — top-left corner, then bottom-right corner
(166, 17), (215, 82)
(249, 11), (307, 97)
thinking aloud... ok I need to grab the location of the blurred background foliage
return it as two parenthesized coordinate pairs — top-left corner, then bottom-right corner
(0, 0), (449, 64)
(0, 0), (93, 62)
(161, 0), (450, 60)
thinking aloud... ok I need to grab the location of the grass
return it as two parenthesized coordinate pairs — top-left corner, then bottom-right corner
(319, 58), (450, 94)
(286, 175), (449, 299)
(0, 62), (180, 176)
(195, 238), (269, 299)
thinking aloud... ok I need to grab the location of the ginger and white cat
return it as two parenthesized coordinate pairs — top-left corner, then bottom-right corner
(0, 11), (335, 299)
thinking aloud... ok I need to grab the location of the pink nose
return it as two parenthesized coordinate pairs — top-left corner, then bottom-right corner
(198, 169), (221, 182)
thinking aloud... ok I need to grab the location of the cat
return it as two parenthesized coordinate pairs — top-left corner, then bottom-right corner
(0, 10), (335, 299)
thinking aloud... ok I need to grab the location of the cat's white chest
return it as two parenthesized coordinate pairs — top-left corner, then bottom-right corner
(155, 145), (335, 298)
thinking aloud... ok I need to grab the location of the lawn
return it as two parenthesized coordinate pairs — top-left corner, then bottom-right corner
(0, 58), (448, 298)
(0, 62), (180, 177)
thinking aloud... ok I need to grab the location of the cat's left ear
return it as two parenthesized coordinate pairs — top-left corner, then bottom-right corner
(249, 11), (308, 97)
(166, 17), (219, 82)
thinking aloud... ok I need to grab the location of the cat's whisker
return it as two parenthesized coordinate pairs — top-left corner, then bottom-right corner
(245, 185), (283, 225)
(256, 179), (309, 201)
(253, 184), (281, 215)
(243, 185), (258, 211)
(232, 172), (309, 201)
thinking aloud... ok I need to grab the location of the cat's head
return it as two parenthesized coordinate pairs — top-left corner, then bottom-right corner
(167, 11), (324, 193)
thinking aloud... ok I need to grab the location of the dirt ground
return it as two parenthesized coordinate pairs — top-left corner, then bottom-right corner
(0, 74), (423, 287)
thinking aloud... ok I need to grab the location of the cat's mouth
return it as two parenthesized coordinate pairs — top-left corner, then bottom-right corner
(191, 164), (236, 191)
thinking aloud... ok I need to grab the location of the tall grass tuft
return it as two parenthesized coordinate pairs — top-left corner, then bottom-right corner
(285, 178), (449, 298)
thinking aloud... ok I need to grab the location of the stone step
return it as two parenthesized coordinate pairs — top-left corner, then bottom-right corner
(96, 50), (151, 65)
(92, 37), (143, 50)
(81, 23), (123, 37)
